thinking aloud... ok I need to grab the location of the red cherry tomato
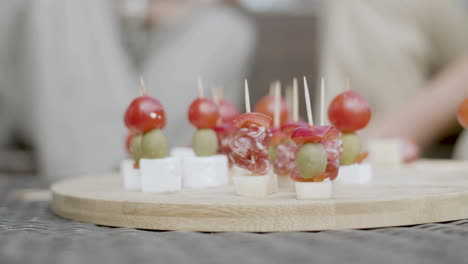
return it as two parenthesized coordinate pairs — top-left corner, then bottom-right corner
(125, 132), (135, 155)
(188, 98), (220, 129)
(218, 99), (240, 123)
(124, 96), (166, 133)
(232, 112), (272, 128)
(291, 126), (340, 145)
(254, 95), (289, 126)
(457, 98), (468, 128)
(328, 91), (371, 133)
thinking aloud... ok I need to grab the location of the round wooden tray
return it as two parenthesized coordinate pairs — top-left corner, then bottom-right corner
(51, 160), (468, 232)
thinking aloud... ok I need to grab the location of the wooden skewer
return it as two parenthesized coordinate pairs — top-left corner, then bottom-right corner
(346, 78), (351, 91)
(218, 86), (224, 101)
(273, 81), (281, 128)
(139, 76), (147, 96)
(320, 77), (325, 126)
(293, 77), (299, 122)
(285, 85), (293, 120)
(197, 76), (204, 97)
(269, 82), (275, 96)
(245, 79), (255, 164)
(303, 76), (314, 126)
(211, 86), (220, 105)
(244, 79), (251, 113)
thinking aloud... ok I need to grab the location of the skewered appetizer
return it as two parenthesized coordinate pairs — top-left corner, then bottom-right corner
(229, 81), (277, 197)
(289, 77), (343, 199)
(184, 91), (228, 188)
(270, 79), (308, 179)
(290, 125), (342, 199)
(123, 80), (181, 192)
(328, 87), (373, 183)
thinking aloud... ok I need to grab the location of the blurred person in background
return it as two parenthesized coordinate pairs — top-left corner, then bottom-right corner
(0, 0), (255, 178)
(320, 0), (468, 159)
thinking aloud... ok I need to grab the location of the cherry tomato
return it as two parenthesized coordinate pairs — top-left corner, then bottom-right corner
(124, 96), (166, 133)
(125, 132), (135, 155)
(291, 126), (340, 145)
(457, 98), (468, 128)
(232, 112), (272, 128)
(188, 98), (220, 129)
(218, 99), (240, 123)
(328, 91), (371, 133)
(254, 95), (289, 126)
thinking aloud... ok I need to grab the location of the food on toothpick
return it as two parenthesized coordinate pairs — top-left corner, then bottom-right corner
(188, 97), (220, 156)
(291, 77), (343, 199)
(183, 78), (228, 189)
(327, 81), (373, 183)
(122, 78), (180, 192)
(271, 78), (308, 177)
(328, 86), (371, 165)
(254, 81), (289, 126)
(230, 80), (277, 197)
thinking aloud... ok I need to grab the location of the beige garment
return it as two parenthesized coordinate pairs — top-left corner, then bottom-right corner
(320, 0), (468, 158)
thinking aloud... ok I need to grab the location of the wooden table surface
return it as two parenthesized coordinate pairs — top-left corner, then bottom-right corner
(1, 174), (468, 264)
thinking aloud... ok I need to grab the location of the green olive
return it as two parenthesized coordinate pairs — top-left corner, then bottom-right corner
(130, 134), (143, 161)
(142, 129), (168, 159)
(269, 145), (277, 163)
(192, 129), (218, 157)
(296, 143), (327, 179)
(340, 133), (361, 165)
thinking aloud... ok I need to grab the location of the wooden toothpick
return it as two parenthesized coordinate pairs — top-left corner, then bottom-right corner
(269, 82), (275, 96)
(285, 85), (293, 120)
(218, 86), (224, 101)
(320, 77), (325, 126)
(346, 78), (351, 91)
(303, 76), (314, 126)
(293, 77), (299, 122)
(211, 86), (220, 104)
(273, 81), (281, 128)
(197, 76), (204, 97)
(244, 79), (251, 113)
(139, 76), (147, 96)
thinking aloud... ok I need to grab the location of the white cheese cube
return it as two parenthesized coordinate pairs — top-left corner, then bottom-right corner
(336, 163), (373, 184)
(295, 180), (333, 199)
(140, 157), (182, 193)
(183, 156), (228, 188)
(368, 138), (403, 168)
(121, 159), (141, 190)
(214, 155), (229, 183)
(170, 147), (195, 158)
(233, 172), (278, 197)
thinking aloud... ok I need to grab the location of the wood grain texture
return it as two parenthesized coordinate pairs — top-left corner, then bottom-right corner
(51, 160), (468, 232)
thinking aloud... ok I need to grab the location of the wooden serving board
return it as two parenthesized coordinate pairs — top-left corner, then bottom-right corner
(51, 160), (468, 232)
